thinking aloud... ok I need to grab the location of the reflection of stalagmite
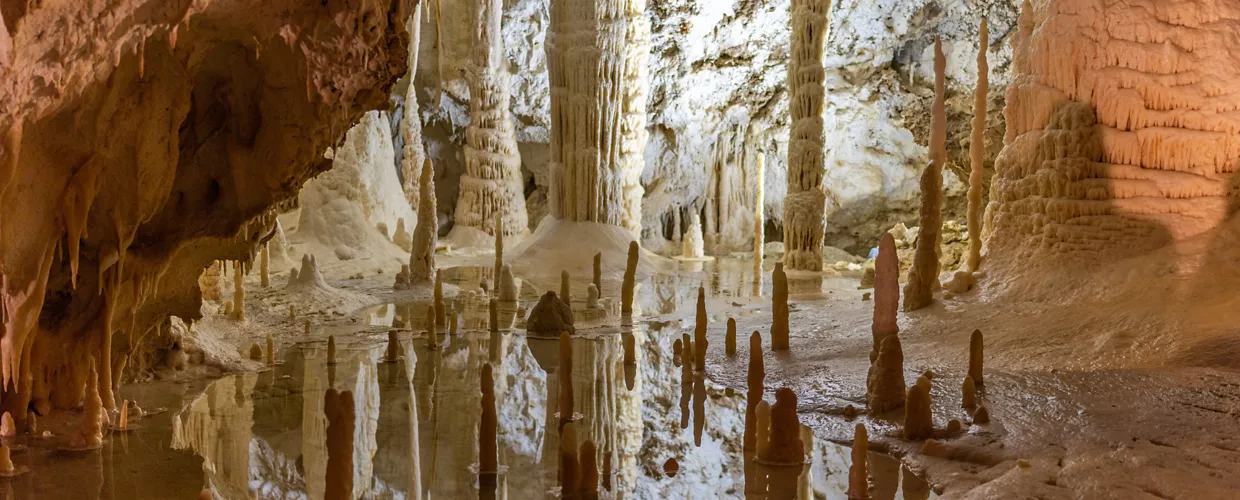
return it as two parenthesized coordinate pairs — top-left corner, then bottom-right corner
(903, 376), (933, 440)
(560, 422), (581, 494)
(726, 318), (737, 355)
(621, 242), (638, 314)
(559, 332), (574, 420)
(480, 364), (498, 474)
(969, 329), (984, 385)
(266, 334), (275, 366)
(498, 265), (517, 301)
(424, 305), (438, 348)
(580, 440), (598, 499)
(410, 159), (438, 284)
(783, 0), (830, 271)
(848, 424), (868, 499)
(692, 374), (706, 446)
(759, 388), (804, 464)
(0, 444), (13, 474)
(387, 331), (401, 363)
(694, 287), (708, 369)
(866, 335), (905, 412)
(904, 38), (947, 312)
(489, 298), (499, 333)
(327, 336), (337, 365)
(771, 263), (789, 350)
(745, 332), (765, 452)
(755, 401), (771, 457)
(324, 388), (355, 499)
(118, 399), (131, 430)
(434, 274), (446, 327)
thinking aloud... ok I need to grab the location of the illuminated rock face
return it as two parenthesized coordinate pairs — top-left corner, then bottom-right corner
(0, 1), (410, 410)
(986, 0), (1240, 268)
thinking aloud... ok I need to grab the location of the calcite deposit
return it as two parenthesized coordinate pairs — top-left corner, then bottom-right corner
(782, 0), (831, 271)
(409, 159), (438, 283)
(903, 38), (947, 312)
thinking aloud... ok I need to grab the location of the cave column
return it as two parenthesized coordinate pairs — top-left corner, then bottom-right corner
(546, 0), (650, 236)
(782, 0), (831, 271)
(453, 0), (530, 240)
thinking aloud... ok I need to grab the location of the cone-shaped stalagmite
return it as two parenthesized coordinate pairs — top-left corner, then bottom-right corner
(966, 20), (988, 274)
(726, 318), (737, 355)
(783, 0), (831, 271)
(560, 270), (571, 304)
(753, 154), (765, 281)
(745, 331), (765, 452)
(232, 260), (245, 321)
(327, 335), (337, 365)
(771, 263), (789, 350)
(0, 413), (13, 437)
(622, 241), (638, 314)
(410, 159), (438, 283)
(760, 388), (805, 464)
(265, 334), (275, 366)
(324, 389), (355, 500)
(694, 287), (708, 369)
(867, 335), (906, 412)
(962, 376), (977, 408)
(848, 423), (868, 499)
(903, 376), (933, 440)
(559, 332), (574, 420)
(592, 252), (602, 298)
(969, 329), (984, 385)
(871, 233), (899, 361)
(260, 244), (270, 288)
(480, 363), (498, 474)
(973, 405), (990, 424)
(904, 38), (947, 312)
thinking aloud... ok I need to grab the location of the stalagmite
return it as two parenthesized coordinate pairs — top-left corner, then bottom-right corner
(621, 241), (638, 314)
(745, 331), (765, 452)
(962, 376), (977, 408)
(726, 318), (737, 355)
(592, 253), (602, 298)
(0, 412), (13, 437)
(969, 329), (984, 385)
(871, 233), (899, 361)
(249, 343), (263, 361)
(771, 263), (789, 351)
(455, 0), (529, 238)
(409, 159), (438, 283)
(580, 440), (598, 499)
(327, 336), (337, 365)
(386, 330), (400, 363)
(0, 445), (12, 474)
(434, 274), (446, 327)
(672, 209), (682, 248)
(673, 339), (684, 363)
(903, 376), (933, 440)
(965, 20), (988, 275)
(289, 305), (296, 320)
(682, 333), (694, 371)
(489, 298), (499, 333)
(559, 270), (573, 305)
(324, 389), (355, 500)
(232, 260), (245, 321)
(782, 0), (830, 271)
(694, 286), (708, 369)
(69, 358), (103, 450)
(760, 388), (805, 464)
(493, 213), (505, 281)
(527, 291), (574, 334)
(754, 154), (765, 280)
(866, 335), (905, 412)
(559, 332), (574, 420)
(480, 363), (498, 474)
(266, 334), (275, 366)
(973, 405), (990, 424)
(260, 244), (270, 288)
(848, 424), (868, 500)
(118, 399), (130, 430)
(682, 213), (706, 259)
(498, 264), (517, 301)
(560, 422), (581, 493)
(393, 218), (412, 252)
(304, 320), (311, 335)
(903, 38), (946, 312)
(546, 0), (650, 234)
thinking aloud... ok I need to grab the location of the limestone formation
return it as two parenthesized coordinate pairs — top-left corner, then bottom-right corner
(560, 270), (572, 304)
(498, 265), (518, 301)
(327, 336), (337, 365)
(248, 343), (263, 361)
(386, 330), (400, 363)
(962, 376), (978, 409)
(231, 260), (245, 321)
(695, 287), (709, 369)
(324, 389), (355, 500)
(745, 331), (765, 452)
(782, 0), (831, 271)
(753, 154), (766, 280)
(559, 332), (575, 420)
(547, 0), (650, 234)
(480, 363), (498, 474)
(726, 318), (737, 356)
(973, 405), (990, 424)
(0, 413), (13, 437)
(527, 292), (574, 334)
(871, 233), (899, 361)
(455, 0), (529, 239)
(290, 254), (327, 288)
(682, 213), (706, 259)
(903, 38), (946, 312)
(489, 298), (499, 333)
(848, 424), (868, 500)
(409, 159), (438, 284)
(265, 335), (275, 367)
(903, 376), (933, 440)
(969, 329), (984, 385)
(260, 244), (270, 288)
(586, 285), (600, 309)
(593, 253), (602, 298)
(966, 20), (988, 275)
(866, 335), (906, 413)
(622, 241), (639, 314)
(760, 388), (805, 464)
(771, 263), (790, 351)
(434, 274), (446, 327)
(560, 422), (581, 493)
(70, 359), (104, 450)
(580, 440), (599, 498)
(393, 218), (413, 252)
(118, 399), (131, 430)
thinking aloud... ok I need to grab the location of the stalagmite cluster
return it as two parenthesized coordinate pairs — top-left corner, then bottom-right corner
(903, 376), (933, 440)
(760, 388), (804, 464)
(904, 38), (947, 312)
(771, 263), (790, 351)
(546, 0), (650, 234)
(409, 159), (438, 284)
(848, 424), (868, 500)
(327, 336), (337, 365)
(782, 0), (831, 271)
(480, 363), (498, 475)
(622, 241), (639, 314)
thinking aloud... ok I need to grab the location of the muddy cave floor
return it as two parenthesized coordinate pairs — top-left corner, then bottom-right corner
(12, 252), (1240, 499)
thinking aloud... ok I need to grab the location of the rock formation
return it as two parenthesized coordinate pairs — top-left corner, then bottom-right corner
(453, 0), (530, 240)
(260, 245), (270, 288)
(965, 19), (988, 275)
(249, 343), (263, 361)
(726, 318), (737, 355)
(498, 265), (518, 301)
(682, 213), (706, 259)
(561, 422), (581, 493)
(324, 389), (355, 500)
(480, 363), (498, 474)
(962, 376), (977, 409)
(694, 287), (708, 369)
(622, 241), (639, 314)
(871, 233), (899, 361)
(559, 332), (575, 420)
(903, 38), (947, 312)
(782, 0), (831, 272)
(560, 270), (572, 304)
(527, 291), (574, 334)
(546, 0), (650, 235)
(973, 405), (990, 424)
(866, 335), (906, 413)
(392, 218), (412, 253)
(903, 376), (933, 440)
(771, 263), (790, 351)
(231, 261), (246, 321)
(969, 329), (984, 385)
(760, 388), (805, 464)
(592, 253), (602, 299)
(409, 159), (438, 284)
(848, 423), (868, 499)
(745, 331), (765, 452)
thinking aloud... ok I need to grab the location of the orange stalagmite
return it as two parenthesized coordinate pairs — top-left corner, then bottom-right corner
(966, 19), (988, 274)
(771, 263), (789, 350)
(560, 422), (581, 494)
(744, 331), (765, 452)
(726, 318), (737, 355)
(903, 376), (933, 440)
(694, 286), (708, 369)
(580, 440), (599, 499)
(871, 233), (899, 361)
(324, 389), (355, 500)
(70, 358), (104, 450)
(969, 329), (984, 385)
(759, 388), (804, 464)
(621, 241), (638, 314)
(847, 424), (868, 499)
(904, 38), (947, 312)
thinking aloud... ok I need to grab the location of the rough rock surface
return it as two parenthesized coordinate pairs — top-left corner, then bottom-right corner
(526, 291), (574, 334)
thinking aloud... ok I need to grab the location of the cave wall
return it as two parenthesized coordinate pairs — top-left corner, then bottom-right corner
(409, 0), (1016, 254)
(0, 0), (413, 416)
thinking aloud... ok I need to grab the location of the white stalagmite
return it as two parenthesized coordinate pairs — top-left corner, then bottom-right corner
(454, 0), (529, 240)
(400, 5), (427, 210)
(753, 154), (765, 279)
(410, 159), (438, 283)
(546, 0), (650, 235)
(782, 0), (831, 272)
(682, 212), (705, 259)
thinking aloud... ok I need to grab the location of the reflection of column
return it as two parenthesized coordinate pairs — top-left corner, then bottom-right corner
(171, 373), (257, 499)
(373, 360), (414, 496)
(303, 346), (330, 499)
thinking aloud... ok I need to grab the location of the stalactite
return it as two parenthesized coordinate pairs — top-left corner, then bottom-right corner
(904, 38), (947, 312)
(547, 0), (650, 235)
(409, 159), (438, 283)
(783, 0), (831, 271)
(454, 0), (529, 239)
